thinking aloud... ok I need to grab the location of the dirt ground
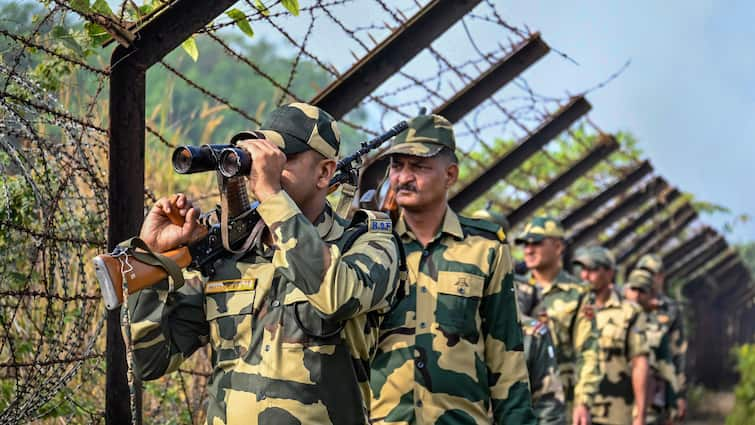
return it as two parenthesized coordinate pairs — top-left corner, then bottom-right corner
(686, 390), (734, 425)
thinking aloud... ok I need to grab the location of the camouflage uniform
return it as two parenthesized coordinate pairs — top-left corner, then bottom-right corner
(573, 247), (649, 425)
(522, 316), (567, 425)
(636, 254), (687, 401)
(627, 269), (677, 425)
(591, 290), (648, 425)
(481, 209), (566, 425)
(128, 103), (402, 425)
(369, 115), (535, 424)
(514, 217), (601, 410)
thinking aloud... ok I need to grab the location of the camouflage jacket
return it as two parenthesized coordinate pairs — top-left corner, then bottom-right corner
(592, 288), (649, 425)
(128, 192), (401, 425)
(645, 309), (678, 411)
(656, 294), (687, 398)
(369, 207), (535, 424)
(522, 316), (566, 425)
(516, 270), (600, 407)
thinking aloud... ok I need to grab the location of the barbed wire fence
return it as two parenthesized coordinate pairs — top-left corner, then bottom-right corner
(0, 0), (750, 424)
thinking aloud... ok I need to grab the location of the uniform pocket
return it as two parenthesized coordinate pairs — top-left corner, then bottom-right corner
(281, 289), (342, 348)
(435, 271), (484, 337)
(204, 281), (256, 365)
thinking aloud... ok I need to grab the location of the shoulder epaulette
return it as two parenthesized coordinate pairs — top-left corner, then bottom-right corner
(458, 216), (506, 242)
(350, 209), (393, 234)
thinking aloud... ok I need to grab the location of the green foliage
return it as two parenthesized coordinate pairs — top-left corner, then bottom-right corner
(736, 242), (755, 276)
(226, 8), (254, 38)
(727, 344), (755, 425)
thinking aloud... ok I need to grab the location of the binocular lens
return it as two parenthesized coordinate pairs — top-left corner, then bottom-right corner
(172, 147), (194, 174)
(219, 147), (251, 178)
(172, 145), (228, 174)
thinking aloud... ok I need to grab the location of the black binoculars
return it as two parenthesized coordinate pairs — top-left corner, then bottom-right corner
(172, 134), (260, 178)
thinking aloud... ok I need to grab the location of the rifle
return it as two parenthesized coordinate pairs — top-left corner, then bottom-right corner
(94, 121), (408, 310)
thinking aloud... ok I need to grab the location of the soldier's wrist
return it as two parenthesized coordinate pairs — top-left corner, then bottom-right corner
(256, 190), (300, 227)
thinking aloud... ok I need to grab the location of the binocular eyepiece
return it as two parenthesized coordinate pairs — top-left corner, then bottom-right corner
(172, 144), (253, 177)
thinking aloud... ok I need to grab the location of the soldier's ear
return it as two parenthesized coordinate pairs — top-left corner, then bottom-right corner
(445, 162), (458, 188)
(315, 157), (337, 190)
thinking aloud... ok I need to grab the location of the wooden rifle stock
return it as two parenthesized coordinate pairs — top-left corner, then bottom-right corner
(93, 247), (192, 310)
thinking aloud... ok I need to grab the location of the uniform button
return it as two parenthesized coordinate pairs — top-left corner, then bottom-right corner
(272, 300), (280, 307)
(419, 322), (427, 329)
(421, 250), (429, 258)
(416, 361), (424, 369)
(458, 288), (465, 294)
(264, 344), (271, 352)
(416, 400), (423, 407)
(420, 287), (428, 293)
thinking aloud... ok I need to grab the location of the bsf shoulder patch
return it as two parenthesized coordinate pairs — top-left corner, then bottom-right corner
(368, 217), (393, 233)
(205, 279), (257, 294)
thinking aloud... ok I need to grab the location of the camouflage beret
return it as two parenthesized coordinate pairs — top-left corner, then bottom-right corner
(626, 268), (654, 291)
(379, 114), (456, 158)
(636, 253), (663, 274)
(232, 102), (340, 159)
(572, 246), (615, 270)
(515, 215), (565, 244)
(470, 209), (510, 233)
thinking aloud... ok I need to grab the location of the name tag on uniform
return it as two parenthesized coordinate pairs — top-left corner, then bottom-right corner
(205, 279), (257, 294)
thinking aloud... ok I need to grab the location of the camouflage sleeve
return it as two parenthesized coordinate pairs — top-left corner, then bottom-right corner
(526, 324), (567, 425)
(128, 271), (209, 380)
(571, 295), (600, 407)
(656, 331), (678, 396)
(669, 308), (687, 397)
(481, 242), (536, 424)
(256, 191), (400, 321)
(628, 310), (650, 359)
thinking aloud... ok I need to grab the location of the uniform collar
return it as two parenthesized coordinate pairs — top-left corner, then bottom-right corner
(313, 201), (345, 242)
(396, 205), (464, 243)
(602, 286), (623, 308)
(530, 268), (576, 293)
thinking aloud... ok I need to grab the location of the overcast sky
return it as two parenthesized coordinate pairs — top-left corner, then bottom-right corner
(497, 0), (755, 243)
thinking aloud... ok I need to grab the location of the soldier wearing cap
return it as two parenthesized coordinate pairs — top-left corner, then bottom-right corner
(625, 269), (678, 425)
(369, 115), (535, 424)
(574, 246), (649, 425)
(636, 254), (688, 421)
(129, 103), (402, 424)
(514, 216), (601, 425)
(474, 209), (567, 425)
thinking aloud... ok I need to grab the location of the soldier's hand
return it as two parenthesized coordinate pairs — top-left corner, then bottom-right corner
(236, 138), (286, 202)
(676, 398), (687, 420)
(632, 416), (646, 425)
(572, 404), (591, 425)
(139, 194), (206, 252)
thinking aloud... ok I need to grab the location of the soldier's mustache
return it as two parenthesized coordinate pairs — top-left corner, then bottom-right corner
(395, 184), (417, 193)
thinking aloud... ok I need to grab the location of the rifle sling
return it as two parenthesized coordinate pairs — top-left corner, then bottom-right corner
(117, 237), (185, 291)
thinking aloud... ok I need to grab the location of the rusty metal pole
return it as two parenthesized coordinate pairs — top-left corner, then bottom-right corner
(603, 188), (680, 250)
(505, 135), (618, 227)
(449, 96), (591, 210)
(107, 50), (145, 425)
(106, 1), (238, 423)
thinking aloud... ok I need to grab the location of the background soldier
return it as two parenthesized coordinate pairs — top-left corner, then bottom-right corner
(574, 246), (650, 425)
(514, 216), (601, 425)
(636, 254), (688, 421)
(625, 269), (678, 425)
(476, 209), (567, 425)
(128, 103), (402, 424)
(369, 115), (535, 424)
